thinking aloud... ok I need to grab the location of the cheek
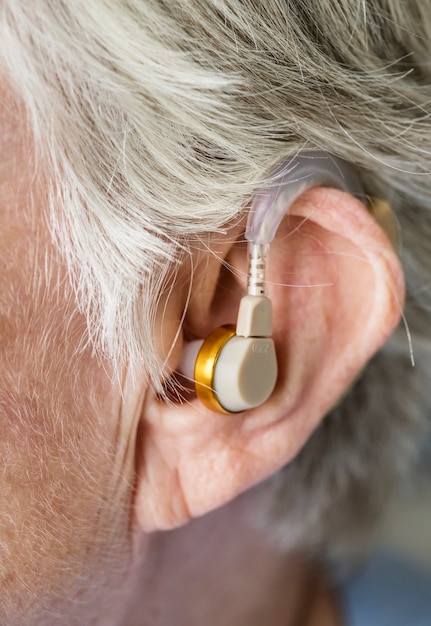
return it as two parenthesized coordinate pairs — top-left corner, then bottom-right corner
(0, 234), (133, 620)
(0, 90), (135, 619)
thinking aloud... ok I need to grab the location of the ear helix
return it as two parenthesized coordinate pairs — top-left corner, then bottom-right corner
(180, 151), (368, 414)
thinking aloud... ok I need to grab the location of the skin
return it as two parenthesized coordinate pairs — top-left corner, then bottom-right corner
(0, 82), (404, 625)
(0, 86), (135, 623)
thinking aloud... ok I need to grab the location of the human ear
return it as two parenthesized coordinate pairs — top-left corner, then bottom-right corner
(179, 154), (372, 415)
(132, 185), (404, 532)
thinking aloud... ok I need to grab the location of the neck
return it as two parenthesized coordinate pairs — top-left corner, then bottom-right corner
(125, 498), (343, 626)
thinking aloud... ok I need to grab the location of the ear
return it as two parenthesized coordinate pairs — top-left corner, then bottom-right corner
(133, 187), (404, 532)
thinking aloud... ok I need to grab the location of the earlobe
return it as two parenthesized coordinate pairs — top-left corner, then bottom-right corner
(133, 185), (404, 533)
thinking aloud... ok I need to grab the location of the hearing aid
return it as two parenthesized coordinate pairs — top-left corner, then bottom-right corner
(180, 151), (392, 414)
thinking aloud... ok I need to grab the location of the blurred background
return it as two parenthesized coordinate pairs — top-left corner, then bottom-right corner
(380, 457), (431, 564)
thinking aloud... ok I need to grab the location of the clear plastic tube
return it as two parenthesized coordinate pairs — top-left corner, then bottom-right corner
(245, 151), (365, 296)
(245, 151), (365, 245)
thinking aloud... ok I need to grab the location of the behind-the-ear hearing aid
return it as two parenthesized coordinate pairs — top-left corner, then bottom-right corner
(180, 151), (379, 414)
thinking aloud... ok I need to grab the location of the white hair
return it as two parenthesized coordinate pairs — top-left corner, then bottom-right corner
(2, 0), (431, 565)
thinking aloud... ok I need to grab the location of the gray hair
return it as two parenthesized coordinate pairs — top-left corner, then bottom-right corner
(2, 0), (431, 566)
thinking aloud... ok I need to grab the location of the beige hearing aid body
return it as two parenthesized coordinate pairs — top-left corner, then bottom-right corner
(180, 151), (394, 414)
(189, 295), (277, 414)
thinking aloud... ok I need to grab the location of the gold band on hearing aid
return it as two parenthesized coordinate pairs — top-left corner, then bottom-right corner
(194, 325), (237, 414)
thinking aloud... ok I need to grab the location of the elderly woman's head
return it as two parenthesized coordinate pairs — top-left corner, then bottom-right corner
(1, 1), (431, 623)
